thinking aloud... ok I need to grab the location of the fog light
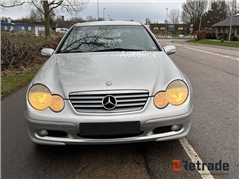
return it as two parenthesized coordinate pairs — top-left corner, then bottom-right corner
(38, 130), (48, 136)
(171, 125), (181, 131)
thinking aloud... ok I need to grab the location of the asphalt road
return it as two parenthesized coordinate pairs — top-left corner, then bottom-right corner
(1, 42), (239, 179)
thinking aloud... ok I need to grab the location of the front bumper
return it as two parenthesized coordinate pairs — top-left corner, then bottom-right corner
(25, 97), (193, 145)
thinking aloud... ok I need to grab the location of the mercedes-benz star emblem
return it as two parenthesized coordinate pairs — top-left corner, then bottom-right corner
(102, 95), (117, 110)
(106, 81), (112, 86)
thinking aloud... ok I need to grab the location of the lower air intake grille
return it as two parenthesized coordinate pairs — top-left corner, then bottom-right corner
(69, 90), (149, 113)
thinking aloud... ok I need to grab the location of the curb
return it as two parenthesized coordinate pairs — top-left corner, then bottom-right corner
(183, 42), (239, 51)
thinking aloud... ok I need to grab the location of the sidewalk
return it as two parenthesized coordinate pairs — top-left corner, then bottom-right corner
(162, 39), (239, 51)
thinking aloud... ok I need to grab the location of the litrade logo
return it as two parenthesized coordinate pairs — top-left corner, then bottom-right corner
(172, 160), (229, 172)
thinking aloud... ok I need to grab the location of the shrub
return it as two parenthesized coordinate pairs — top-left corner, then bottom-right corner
(171, 34), (179, 37)
(194, 30), (207, 40)
(218, 33), (228, 40)
(218, 33), (239, 41)
(232, 36), (239, 41)
(1, 32), (61, 71)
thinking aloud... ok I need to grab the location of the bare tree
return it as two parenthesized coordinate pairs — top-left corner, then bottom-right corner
(228, 0), (239, 16)
(168, 9), (180, 24)
(69, 16), (84, 23)
(181, 0), (208, 31)
(29, 8), (56, 24)
(0, 0), (89, 38)
(86, 15), (94, 21)
(29, 8), (44, 22)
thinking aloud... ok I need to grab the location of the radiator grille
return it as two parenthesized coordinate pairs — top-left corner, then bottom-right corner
(69, 90), (149, 113)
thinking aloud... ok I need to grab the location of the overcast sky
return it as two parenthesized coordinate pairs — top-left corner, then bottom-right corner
(1, 0), (185, 23)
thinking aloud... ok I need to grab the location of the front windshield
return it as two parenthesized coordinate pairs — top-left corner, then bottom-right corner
(58, 25), (159, 53)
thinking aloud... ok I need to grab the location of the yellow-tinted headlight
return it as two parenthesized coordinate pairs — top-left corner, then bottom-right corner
(49, 95), (65, 112)
(28, 85), (51, 110)
(154, 92), (169, 108)
(166, 80), (188, 105)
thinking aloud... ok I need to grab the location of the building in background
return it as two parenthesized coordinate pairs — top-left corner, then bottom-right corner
(1, 20), (45, 35)
(212, 14), (239, 40)
(150, 23), (188, 36)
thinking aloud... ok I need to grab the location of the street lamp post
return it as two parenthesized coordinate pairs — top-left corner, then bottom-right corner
(198, 13), (204, 31)
(103, 8), (106, 21)
(165, 8), (168, 38)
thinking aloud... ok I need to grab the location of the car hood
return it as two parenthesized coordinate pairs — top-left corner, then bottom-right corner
(32, 52), (182, 98)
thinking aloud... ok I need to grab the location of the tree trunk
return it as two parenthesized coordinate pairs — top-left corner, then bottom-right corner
(43, 1), (50, 39)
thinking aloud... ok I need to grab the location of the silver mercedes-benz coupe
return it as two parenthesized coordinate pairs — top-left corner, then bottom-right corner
(25, 21), (193, 145)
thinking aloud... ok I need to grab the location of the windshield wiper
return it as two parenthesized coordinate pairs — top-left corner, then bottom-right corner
(60, 50), (83, 53)
(92, 48), (144, 52)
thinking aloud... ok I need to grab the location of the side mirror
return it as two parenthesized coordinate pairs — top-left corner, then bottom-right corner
(163, 45), (176, 55)
(41, 48), (54, 58)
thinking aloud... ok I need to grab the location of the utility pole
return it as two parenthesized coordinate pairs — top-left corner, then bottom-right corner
(103, 8), (106, 21)
(97, 0), (99, 20)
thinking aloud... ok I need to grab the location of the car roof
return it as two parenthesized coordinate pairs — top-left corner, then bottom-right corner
(74, 21), (142, 26)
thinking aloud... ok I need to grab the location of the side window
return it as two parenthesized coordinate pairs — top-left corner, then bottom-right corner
(22, 26), (25, 31)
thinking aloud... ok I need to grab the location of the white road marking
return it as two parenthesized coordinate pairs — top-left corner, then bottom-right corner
(179, 137), (214, 179)
(183, 46), (239, 61)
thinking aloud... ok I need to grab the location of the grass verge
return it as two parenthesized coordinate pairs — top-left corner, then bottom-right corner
(171, 34), (179, 38)
(1, 65), (41, 99)
(186, 39), (239, 48)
